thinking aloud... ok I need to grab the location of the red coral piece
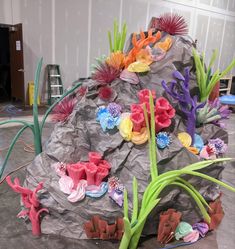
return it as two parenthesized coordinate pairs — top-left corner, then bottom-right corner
(92, 62), (120, 84)
(157, 209), (182, 244)
(131, 104), (143, 114)
(51, 97), (77, 123)
(159, 13), (188, 35)
(98, 86), (113, 101)
(6, 176), (49, 236)
(207, 198), (224, 230)
(83, 215), (124, 240)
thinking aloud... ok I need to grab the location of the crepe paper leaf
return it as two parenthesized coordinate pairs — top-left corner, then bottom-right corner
(108, 19), (127, 53)
(193, 48), (235, 102)
(158, 13), (188, 35)
(123, 189), (129, 221)
(149, 92), (158, 178)
(131, 177), (138, 225)
(176, 177), (210, 209)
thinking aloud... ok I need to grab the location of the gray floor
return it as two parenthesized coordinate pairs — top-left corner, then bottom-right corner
(0, 115), (234, 249)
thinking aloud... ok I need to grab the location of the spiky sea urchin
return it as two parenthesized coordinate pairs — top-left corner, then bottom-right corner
(159, 13), (188, 35)
(51, 97), (77, 122)
(92, 61), (120, 84)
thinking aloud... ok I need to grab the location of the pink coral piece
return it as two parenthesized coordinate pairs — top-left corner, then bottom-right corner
(67, 180), (87, 202)
(95, 167), (109, 186)
(52, 162), (66, 177)
(183, 230), (200, 243)
(138, 89), (156, 104)
(85, 163), (98, 185)
(155, 97), (175, 119)
(130, 112), (145, 132)
(131, 104), (143, 114)
(67, 163), (85, 188)
(98, 160), (111, 170)
(89, 152), (102, 165)
(58, 175), (74, 194)
(6, 176), (49, 236)
(155, 114), (172, 133)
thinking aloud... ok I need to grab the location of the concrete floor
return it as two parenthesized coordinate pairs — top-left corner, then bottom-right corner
(0, 114), (234, 249)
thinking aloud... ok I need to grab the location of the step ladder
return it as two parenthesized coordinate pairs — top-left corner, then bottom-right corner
(47, 64), (64, 105)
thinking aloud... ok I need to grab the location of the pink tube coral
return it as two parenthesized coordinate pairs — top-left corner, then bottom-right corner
(89, 152), (102, 165)
(85, 163), (98, 185)
(66, 163), (85, 188)
(155, 97), (175, 118)
(95, 167), (109, 186)
(98, 160), (111, 170)
(131, 104), (143, 114)
(155, 114), (172, 133)
(130, 112), (145, 132)
(138, 89), (156, 103)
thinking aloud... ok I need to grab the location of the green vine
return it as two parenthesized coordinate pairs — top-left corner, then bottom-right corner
(0, 58), (82, 179)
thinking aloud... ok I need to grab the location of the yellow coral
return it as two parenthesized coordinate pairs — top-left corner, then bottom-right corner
(154, 36), (172, 52)
(177, 132), (192, 147)
(131, 127), (148, 145)
(127, 61), (150, 73)
(119, 117), (133, 141)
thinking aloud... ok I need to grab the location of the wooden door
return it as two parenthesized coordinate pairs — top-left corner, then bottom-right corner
(9, 23), (25, 104)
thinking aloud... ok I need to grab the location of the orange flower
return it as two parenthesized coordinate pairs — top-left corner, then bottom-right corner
(136, 48), (153, 65)
(106, 51), (125, 70)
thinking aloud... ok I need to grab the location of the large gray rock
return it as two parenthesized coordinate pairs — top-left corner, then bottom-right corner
(24, 34), (227, 239)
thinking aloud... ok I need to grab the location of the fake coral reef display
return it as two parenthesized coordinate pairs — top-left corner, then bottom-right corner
(2, 13), (235, 249)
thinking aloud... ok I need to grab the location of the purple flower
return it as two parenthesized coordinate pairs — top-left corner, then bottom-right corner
(107, 103), (122, 117)
(208, 138), (227, 154)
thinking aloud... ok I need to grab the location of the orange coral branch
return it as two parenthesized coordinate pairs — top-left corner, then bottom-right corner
(124, 29), (161, 68)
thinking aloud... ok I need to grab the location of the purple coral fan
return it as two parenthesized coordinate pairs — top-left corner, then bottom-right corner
(162, 67), (205, 143)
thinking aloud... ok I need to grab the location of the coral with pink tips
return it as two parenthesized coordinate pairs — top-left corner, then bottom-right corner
(6, 176), (49, 236)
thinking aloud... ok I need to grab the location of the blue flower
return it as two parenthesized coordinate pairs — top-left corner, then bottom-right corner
(96, 106), (108, 122)
(156, 132), (171, 149)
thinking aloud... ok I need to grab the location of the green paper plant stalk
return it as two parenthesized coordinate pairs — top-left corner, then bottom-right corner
(119, 91), (235, 249)
(0, 58), (82, 179)
(193, 48), (235, 102)
(108, 19), (127, 53)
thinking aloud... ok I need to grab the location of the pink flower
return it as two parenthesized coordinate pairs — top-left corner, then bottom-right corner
(138, 89), (156, 104)
(130, 112), (145, 132)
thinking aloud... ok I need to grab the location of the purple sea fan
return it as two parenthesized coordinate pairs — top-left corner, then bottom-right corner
(92, 61), (120, 84)
(159, 13), (188, 35)
(51, 97), (77, 123)
(162, 67), (205, 144)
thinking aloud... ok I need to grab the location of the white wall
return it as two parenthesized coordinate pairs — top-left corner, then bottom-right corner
(0, 0), (235, 103)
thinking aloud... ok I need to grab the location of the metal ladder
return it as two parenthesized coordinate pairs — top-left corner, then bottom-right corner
(47, 64), (64, 105)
